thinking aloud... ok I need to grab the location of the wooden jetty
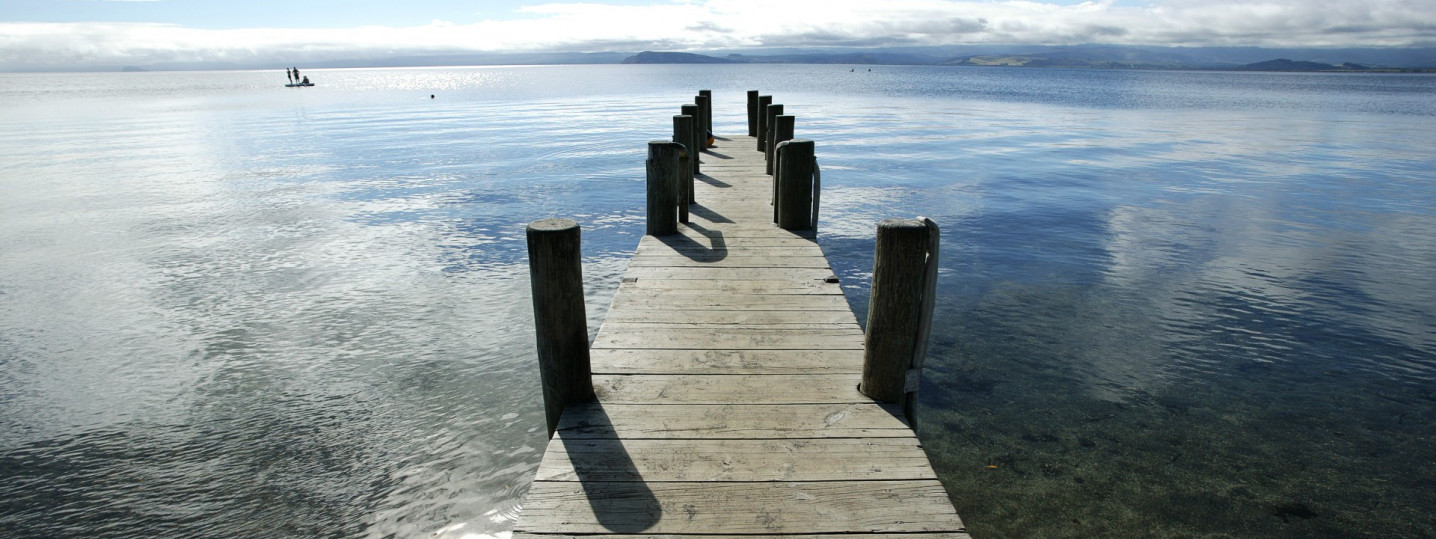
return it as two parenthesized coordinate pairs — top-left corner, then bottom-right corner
(515, 92), (967, 537)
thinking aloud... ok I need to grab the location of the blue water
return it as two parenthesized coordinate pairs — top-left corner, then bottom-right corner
(1, 65), (1432, 537)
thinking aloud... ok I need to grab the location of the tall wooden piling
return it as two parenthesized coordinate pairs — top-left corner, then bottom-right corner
(763, 103), (783, 159)
(695, 93), (711, 150)
(767, 114), (794, 176)
(747, 90), (759, 136)
(646, 141), (683, 236)
(860, 218), (939, 423)
(526, 218), (593, 438)
(756, 95), (772, 151)
(775, 138), (815, 230)
(698, 90), (713, 143)
(680, 104), (701, 175)
(673, 115), (695, 221)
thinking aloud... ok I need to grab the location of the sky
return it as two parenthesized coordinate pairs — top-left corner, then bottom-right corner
(2, 0), (1435, 70)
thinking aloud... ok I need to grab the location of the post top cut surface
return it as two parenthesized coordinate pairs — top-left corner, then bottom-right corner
(879, 217), (926, 229)
(529, 218), (579, 233)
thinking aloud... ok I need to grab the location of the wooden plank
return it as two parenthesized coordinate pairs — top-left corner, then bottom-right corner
(516, 480), (964, 535)
(607, 293), (852, 311)
(590, 348), (863, 374)
(591, 329), (865, 350)
(639, 232), (818, 248)
(599, 320), (858, 331)
(601, 309), (856, 323)
(605, 309), (854, 325)
(534, 437), (937, 482)
(616, 279), (843, 294)
(627, 255), (833, 268)
(516, 534), (973, 539)
(623, 266), (837, 282)
(591, 374), (867, 404)
(634, 244), (825, 255)
(554, 402), (912, 439)
(666, 226), (816, 239)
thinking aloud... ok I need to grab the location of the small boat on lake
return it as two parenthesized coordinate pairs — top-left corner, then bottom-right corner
(284, 67), (312, 87)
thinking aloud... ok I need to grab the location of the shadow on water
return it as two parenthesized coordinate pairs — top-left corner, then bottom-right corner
(555, 402), (661, 533)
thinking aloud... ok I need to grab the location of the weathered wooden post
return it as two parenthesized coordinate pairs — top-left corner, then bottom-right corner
(747, 90), (759, 136)
(526, 218), (594, 438)
(762, 103), (783, 159)
(680, 104), (701, 175)
(860, 218), (940, 425)
(672, 114), (695, 220)
(646, 141), (683, 236)
(767, 114), (794, 176)
(774, 138), (815, 230)
(755, 95), (772, 151)
(698, 89), (713, 144)
(694, 93), (711, 150)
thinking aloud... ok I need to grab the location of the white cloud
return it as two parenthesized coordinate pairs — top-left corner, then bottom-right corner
(3, 0), (1434, 70)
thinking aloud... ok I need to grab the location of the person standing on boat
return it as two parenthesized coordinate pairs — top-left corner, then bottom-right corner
(292, 67), (299, 82)
(286, 68), (293, 83)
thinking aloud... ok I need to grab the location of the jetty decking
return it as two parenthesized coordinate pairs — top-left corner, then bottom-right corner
(512, 123), (969, 536)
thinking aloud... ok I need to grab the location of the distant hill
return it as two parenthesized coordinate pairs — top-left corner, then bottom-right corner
(1231, 59), (1369, 71)
(724, 52), (943, 65)
(622, 51), (734, 64)
(620, 48), (1431, 72)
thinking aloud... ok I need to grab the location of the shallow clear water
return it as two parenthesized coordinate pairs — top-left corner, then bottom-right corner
(1, 65), (1433, 537)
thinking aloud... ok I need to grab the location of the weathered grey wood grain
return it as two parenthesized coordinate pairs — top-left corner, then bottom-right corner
(554, 402), (912, 439)
(861, 218), (931, 404)
(768, 113), (795, 176)
(615, 282), (842, 296)
(600, 309), (858, 326)
(590, 374), (867, 404)
(526, 218), (593, 438)
(607, 294), (853, 312)
(679, 104), (700, 176)
(622, 267), (837, 282)
(516, 480), (964, 535)
(516, 534), (973, 539)
(776, 138), (817, 231)
(535, 437), (937, 481)
(670, 114), (694, 219)
(626, 255), (833, 268)
(637, 233), (818, 248)
(591, 328), (865, 350)
(589, 348), (863, 374)
(645, 141), (683, 236)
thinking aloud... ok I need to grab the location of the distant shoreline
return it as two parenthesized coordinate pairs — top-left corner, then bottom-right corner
(6, 44), (1435, 74)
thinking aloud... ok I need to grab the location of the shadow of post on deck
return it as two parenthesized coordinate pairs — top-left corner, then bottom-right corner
(555, 403), (662, 532)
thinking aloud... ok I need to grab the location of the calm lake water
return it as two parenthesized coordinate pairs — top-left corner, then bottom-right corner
(1, 65), (1432, 537)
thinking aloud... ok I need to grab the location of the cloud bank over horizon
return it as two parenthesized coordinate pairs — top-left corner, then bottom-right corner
(4, 0), (1435, 70)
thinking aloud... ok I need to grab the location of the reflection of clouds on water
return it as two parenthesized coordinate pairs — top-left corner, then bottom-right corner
(1097, 191), (1436, 399)
(1330, 213), (1436, 358)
